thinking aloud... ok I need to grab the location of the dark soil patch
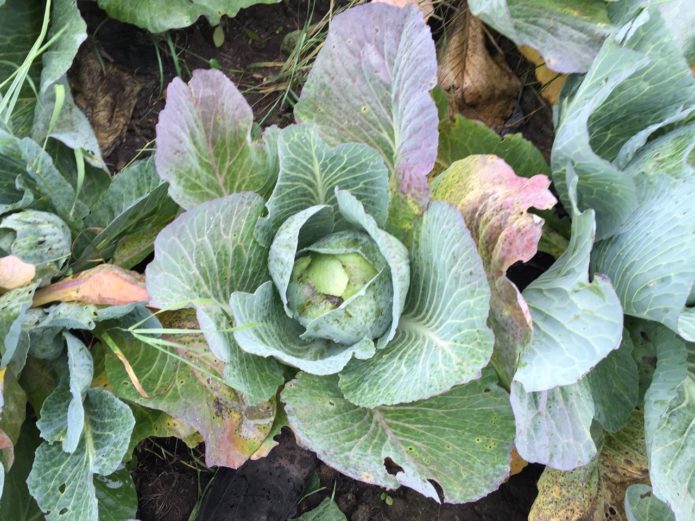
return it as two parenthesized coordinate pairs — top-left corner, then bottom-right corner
(75, 1), (554, 520)
(133, 438), (212, 521)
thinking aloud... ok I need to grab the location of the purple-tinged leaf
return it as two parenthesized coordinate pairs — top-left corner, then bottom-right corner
(155, 69), (277, 209)
(431, 155), (556, 385)
(295, 4), (438, 219)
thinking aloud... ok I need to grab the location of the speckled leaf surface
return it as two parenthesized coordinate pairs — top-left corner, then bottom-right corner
(431, 154), (556, 386)
(146, 193), (284, 404)
(529, 460), (600, 521)
(155, 69), (277, 208)
(295, 3), (438, 214)
(283, 370), (514, 503)
(468, 0), (613, 73)
(27, 388), (134, 521)
(0, 283), (37, 368)
(338, 202), (492, 406)
(515, 200), (623, 392)
(105, 311), (277, 468)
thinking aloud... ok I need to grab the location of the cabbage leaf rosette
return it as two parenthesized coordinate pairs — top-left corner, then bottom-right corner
(146, 4), (516, 504)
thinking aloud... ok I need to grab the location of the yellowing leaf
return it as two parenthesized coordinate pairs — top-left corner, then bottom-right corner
(33, 264), (148, 307)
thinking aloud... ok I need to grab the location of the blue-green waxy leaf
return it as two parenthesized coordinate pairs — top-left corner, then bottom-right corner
(510, 378), (597, 470)
(335, 190), (409, 349)
(64, 334), (93, 453)
(230, 281), (375, 375)
(27, 388), (135, 521)
(155, 69), (278, 209)
(283, 370), (515, 504)
(93, 468), (137, 521)
(592, 125), (695, 342)
(96, 0), (279, 33)
(268, 205), (334, 315)
(0, 132), (86, 229)
(261, 123), (389, 235)
(468, 0), (613, 73)
(0, 210), (71, 277)
(0, 283), (36, 368)
(146, 193), (283, 404)
(586, 329), (639, 433)
(625, 484), (676, 521)
(515, 204), (623, 392)
(338, 201), (493, 407)
(295, 3), (438, 218)
(552, 8), (695, 240)
(642, 324), (694, 521)
(74, 158), (179, 270)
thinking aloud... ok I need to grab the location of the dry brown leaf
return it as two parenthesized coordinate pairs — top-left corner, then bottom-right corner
(33, 264), (148, 307)
(0, 255), (36, 291)
(70, 40), (143, 157)
(519, 45), (567, 105)
(438, 7), (521, 130)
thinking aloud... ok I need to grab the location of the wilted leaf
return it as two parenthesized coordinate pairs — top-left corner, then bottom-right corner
(104, 310), (277, 468)
(438, 10), (521, 130)
(529, 460), (601, 521)
(0, 256), (35, 290)
(431, 155), (556, 385)
(33, 264), (147, 307)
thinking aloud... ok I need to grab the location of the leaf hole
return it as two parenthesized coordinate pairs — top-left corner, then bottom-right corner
(59, 508), (68, 515)
(428, 479), (445, 502)
(483, 388), (491, 393)
(328, 400), (335, 407)
(58, 483), (66, 493)
(383, 457), (403, 476)
(608, 506), (617, 515)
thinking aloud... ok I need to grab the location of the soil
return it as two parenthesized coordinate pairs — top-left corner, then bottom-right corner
(73, 1), (555, 519)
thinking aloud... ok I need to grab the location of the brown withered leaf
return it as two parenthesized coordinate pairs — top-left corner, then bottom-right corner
(438, 6), (521, 130)
(70, 40), (143, 157)
(33, 264), (148, 307)
(0, 255), (35, 291)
